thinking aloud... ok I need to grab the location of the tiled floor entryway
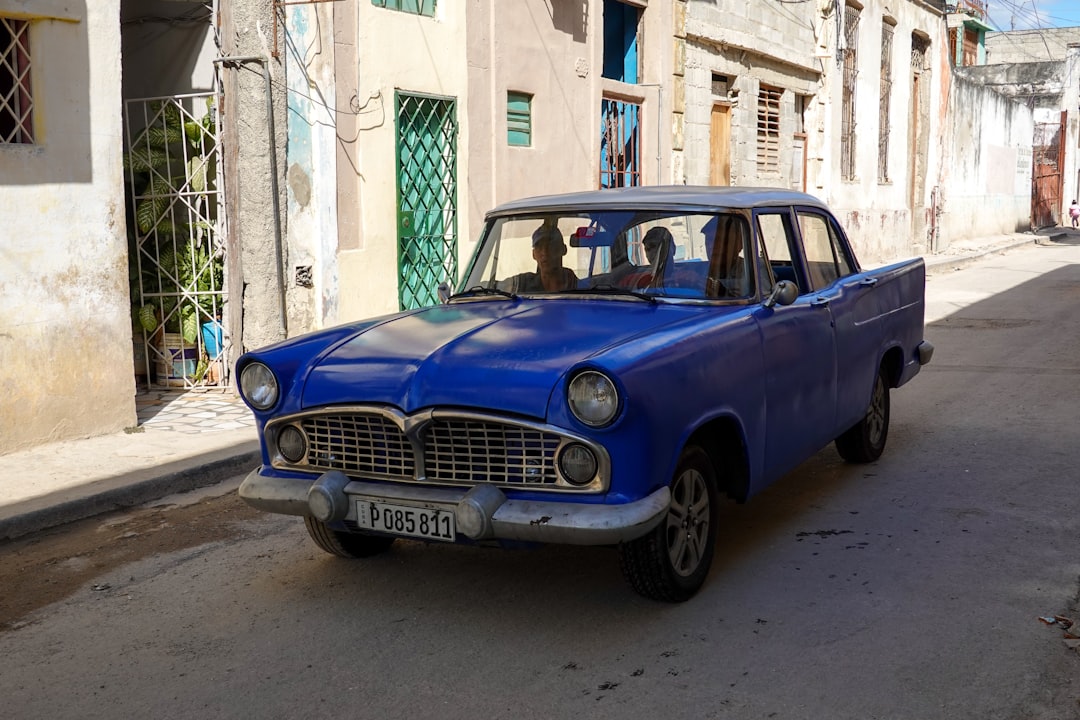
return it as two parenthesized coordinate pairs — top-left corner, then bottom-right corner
(135, 390), (256, 434)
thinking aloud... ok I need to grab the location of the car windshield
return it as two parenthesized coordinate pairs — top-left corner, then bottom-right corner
(458, 210), (757, 301)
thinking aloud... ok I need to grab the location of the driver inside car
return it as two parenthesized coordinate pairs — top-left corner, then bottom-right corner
(507, 222), (580, 293)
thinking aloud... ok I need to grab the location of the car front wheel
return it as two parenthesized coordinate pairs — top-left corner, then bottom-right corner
(835, 365), (890, 463)
(304, 516), (396, 558)
(619, 445), (718, 602)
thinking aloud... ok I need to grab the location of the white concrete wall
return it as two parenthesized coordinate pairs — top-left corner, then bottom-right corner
(1062, 48), (1080, 221)
(937, 73), (1033, 242)
(467, 0), (661, 250)
(334, 1), (469, 322)
(0, 0), (135, 453)
(819, 1), (946, 263)
(331, 0), (679, 322)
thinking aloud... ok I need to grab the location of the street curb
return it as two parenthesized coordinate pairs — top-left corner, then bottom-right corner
(0, 444), (261, 541)
(925, 236), (1037, 276)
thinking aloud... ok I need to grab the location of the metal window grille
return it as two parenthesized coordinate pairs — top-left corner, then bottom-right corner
(395, 93), (458, 310)
(911, 34), (929, 71)
(878, 23), (894, 183)
(507, 91), (531, 147)
(0, 16), (33, 144)
(372, 0), (436, 16)
(840, 4), (860, 181)
(757, 85), (782, 173)
(599, 98), (641, 188)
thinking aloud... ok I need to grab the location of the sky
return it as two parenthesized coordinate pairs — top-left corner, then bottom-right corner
(983, 0), (1080, 30)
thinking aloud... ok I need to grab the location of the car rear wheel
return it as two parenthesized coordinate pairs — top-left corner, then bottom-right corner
(835, 366), (890, 463)
(304, 516), (396, 558)
(619, 445), (718, 602)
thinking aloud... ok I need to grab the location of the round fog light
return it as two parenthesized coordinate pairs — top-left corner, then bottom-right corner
(557, 443), (598, 486)
(277, 425), (307, 463)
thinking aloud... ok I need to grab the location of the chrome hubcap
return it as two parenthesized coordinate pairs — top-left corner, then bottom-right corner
(666, 467), (710, 577)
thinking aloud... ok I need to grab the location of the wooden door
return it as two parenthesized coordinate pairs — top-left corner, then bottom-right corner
(710, 104), (731, 186)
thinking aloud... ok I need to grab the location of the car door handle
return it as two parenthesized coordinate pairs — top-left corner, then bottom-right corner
(811, 297), (830, 307)
(859, 277), (878, 287)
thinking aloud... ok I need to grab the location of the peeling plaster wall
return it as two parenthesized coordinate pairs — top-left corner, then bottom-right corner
(818, 1), (947, 264)
(284, 4), (338, 331)
(0, 0), (136, 454)
(937, 73), (1033, 242)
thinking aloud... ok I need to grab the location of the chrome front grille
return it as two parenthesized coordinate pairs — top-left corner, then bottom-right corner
(300, 413), (414, 479)
(271, 407), (606, 492)
(423, 418), (562, 486)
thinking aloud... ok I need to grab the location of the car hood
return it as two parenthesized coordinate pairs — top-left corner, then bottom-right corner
(301, 299), (708, 418)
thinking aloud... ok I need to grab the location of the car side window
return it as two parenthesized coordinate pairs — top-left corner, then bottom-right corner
(755, 211), (799, 293)
(798, 211), (855, 291)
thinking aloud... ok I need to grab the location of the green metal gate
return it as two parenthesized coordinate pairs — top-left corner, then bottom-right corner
(395, 92), (459, 310)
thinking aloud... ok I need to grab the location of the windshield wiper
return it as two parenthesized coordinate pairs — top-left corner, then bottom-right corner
(564, 284), (658, 303)
(448, 285), (519, 301)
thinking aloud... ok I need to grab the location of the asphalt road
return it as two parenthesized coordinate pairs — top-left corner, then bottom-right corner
(2, 241), (1079, 720)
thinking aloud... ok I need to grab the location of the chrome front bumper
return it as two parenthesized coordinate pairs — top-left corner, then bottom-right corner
(239, 469), (670, 546)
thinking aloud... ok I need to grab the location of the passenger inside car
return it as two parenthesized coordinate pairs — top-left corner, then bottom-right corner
(622, 226), (704, 292)
(702, 215), (751, 298)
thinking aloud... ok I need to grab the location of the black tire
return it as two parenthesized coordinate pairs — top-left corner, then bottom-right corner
(304, 516), (396, 558)
(619, 445), (718, 602)
(835, 366), (890, 463)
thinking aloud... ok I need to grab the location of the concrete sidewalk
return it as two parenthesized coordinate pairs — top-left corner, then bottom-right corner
(0, 228), (1061, 541)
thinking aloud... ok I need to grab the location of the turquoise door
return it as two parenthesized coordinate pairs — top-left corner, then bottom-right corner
(395, 92), (459, 310)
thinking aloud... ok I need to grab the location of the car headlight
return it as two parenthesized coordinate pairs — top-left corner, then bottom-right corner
(239, 362), (279, 411)
(567, 370), (619, 427)
(557, 443), (599, 486)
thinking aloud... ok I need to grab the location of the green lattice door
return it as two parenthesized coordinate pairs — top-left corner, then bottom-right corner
(395, 92), (458, 309)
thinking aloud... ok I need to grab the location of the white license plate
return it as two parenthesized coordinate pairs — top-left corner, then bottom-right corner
(355, 500), (456, 542)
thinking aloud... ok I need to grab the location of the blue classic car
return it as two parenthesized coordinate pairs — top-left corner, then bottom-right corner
(237, 186), (933, 601)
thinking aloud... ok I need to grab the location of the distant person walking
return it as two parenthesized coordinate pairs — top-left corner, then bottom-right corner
(1070, 199), (1080, 229)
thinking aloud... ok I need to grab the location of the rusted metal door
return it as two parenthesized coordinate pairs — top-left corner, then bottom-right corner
(1032, 112), (1065, 229)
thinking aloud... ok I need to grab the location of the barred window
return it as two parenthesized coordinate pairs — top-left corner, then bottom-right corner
(0, 16), (33, 144)
(840, 4), (860, 181)
(756, 84), (782, 173)
(879, 21), (894, 183)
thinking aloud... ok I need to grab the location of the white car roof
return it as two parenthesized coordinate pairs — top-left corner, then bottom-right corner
(486, 185), (832, 218)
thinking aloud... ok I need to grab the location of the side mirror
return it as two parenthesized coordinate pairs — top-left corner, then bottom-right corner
(437, 281), (452, 304)
(763, 280), (798, 309)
